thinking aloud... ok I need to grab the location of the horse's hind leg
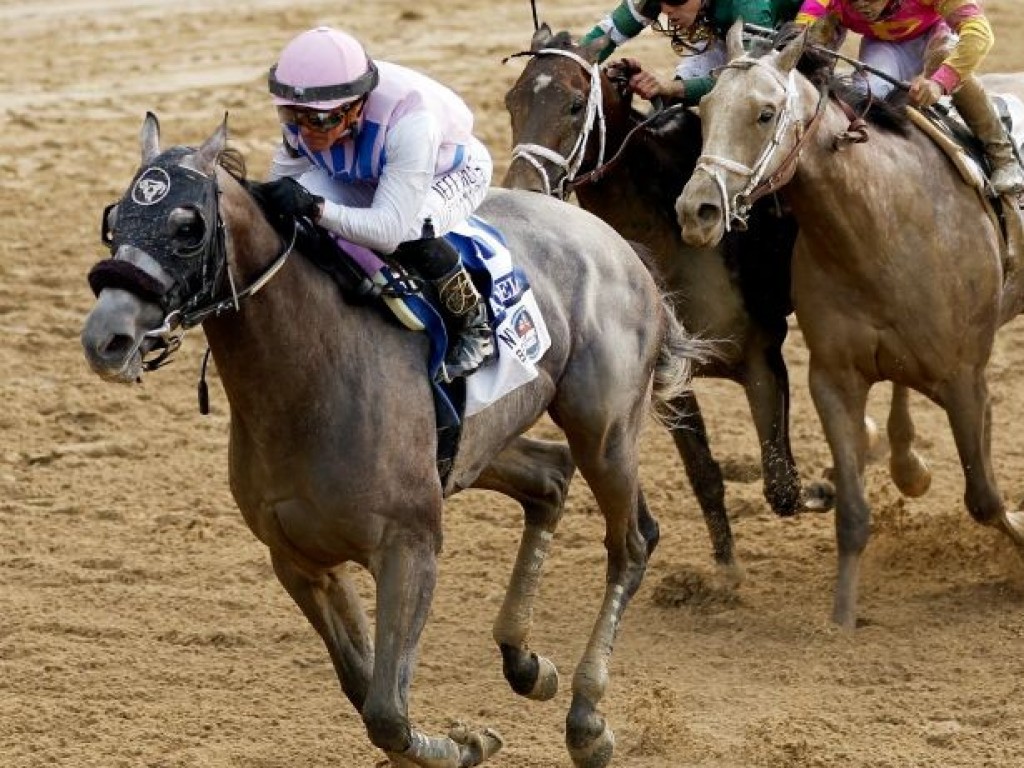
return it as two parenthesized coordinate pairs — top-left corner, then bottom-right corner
(887, 384), (932, 497)
(939, 370), (1024, 543)
(270, 553), (374, 712)
(473, 436), (575, 701)
(665, 390), (740, 580)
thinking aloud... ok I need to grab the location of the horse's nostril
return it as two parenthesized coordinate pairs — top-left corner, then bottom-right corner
(100, 333), (137, 361)
(697, 203), (722, 226)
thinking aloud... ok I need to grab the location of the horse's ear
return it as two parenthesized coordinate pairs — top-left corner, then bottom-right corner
(530, 22), (553, 51)
(726, 18), (745, 61)
(141, 111), (160, 164)
(195, 112), (228, 176)
(775, 27), (807, 73)
(579, 32), (609, 63)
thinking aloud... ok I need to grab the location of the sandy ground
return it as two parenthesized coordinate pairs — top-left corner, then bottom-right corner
(3, 1), (1024, 766)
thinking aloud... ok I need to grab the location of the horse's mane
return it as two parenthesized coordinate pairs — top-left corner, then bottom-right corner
(743, 40), (910, 136)
(795, 48), (911, 136)
(826, 78), (912, 136)
(217, 146), (248, 182)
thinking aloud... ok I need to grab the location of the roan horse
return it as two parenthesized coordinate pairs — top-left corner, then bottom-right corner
(677, 23), (1024, 629)
(81, 113), (705, 768)
(503, 25), (822, 580)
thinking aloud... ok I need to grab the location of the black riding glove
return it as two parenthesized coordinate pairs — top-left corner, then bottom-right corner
(257, 177), (324, 221)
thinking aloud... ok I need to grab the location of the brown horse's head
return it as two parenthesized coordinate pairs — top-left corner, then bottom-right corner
(502, 23), (627, 198)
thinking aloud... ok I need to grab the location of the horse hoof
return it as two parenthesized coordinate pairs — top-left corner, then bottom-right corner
(567, 722), (615, 768)
(527, 655), (559, 701)
(801, 480), (835, 512)
(890, 452), (931, 498)
(449, 724), (504, 766)
(864, 415), (886, 463)
(1002, 509), (1024, 543)
(715, 560), (745, 589)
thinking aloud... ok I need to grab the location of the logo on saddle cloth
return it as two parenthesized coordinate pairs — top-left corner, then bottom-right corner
(330, 218), (552, 416)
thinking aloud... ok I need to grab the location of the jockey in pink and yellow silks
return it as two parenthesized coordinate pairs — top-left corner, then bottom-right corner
(793, 0), (1024, 194)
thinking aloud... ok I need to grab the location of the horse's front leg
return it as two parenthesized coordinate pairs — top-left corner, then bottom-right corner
(271, 552), (374, 711)
(741, 328), (807, 516)
(473, 436), (574, 701)
(367, 527), (503, 768)
(808, 363), (872, 630)
(665, 390), (740, 580)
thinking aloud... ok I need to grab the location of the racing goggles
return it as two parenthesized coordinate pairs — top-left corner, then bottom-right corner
(278, 100), (363, 132)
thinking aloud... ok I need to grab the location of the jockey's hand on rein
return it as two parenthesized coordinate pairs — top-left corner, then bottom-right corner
(258, 178), (324, 221)
(909, 76), (944, 108)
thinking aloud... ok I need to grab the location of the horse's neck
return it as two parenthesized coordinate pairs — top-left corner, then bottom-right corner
(203, 201), (394, 419)
(576, 99), (691, 246)
(787, 105), (933, 248)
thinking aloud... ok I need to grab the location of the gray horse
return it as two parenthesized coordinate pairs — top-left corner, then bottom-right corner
(503, 25), (832, 583)
(676, 24), (1024, 629)
(81, 114), (706, 768)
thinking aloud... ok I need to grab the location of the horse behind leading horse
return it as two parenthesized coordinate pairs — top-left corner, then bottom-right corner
(503, 24), (833, 584)
(81, 113), (708, 768)
(677, 23), (1024, 630)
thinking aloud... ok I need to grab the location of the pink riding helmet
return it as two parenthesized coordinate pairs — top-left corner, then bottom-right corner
(268, 26), (379, 111)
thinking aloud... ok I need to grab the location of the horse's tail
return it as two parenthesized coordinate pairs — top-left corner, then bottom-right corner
(651, 297), (712, 427)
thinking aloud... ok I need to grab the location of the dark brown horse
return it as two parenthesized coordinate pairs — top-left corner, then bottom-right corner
(677, 24), (1024, 629)
(503, 25), (832, 581)
(81, 114), (707, 767)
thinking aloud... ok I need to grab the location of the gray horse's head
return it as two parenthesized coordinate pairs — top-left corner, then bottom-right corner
(81, 113), (230, 383)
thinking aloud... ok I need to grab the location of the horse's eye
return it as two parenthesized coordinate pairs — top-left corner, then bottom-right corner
(168, 208), (206, 255)
(569, 93), (586, 115)
(758, 106), (776, 124)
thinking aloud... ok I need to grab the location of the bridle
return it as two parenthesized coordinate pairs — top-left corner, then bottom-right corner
(692, 58), (828, 231)
(89, 153), (297, 372)
(507, 47), (607, 199)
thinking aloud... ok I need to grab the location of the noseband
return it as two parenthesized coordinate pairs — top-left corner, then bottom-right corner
(693, 60), (827, 230)
(508, 48), (607, 199)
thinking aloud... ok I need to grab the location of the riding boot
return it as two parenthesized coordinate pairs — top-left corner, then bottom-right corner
(432, 261), (496, 380)
(952, 76), (1024, 195)
(391, 224), (496, 380)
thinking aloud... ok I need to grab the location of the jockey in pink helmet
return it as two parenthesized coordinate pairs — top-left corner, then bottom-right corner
(259, 26), (496, 380)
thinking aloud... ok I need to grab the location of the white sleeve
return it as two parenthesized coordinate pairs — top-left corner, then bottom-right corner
(318, 111), (440, 254)
(266, 137), (313, 181)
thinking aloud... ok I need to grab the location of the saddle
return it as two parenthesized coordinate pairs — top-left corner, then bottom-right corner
(907, 97), (1024, 278)
(244, 181), (552, 489)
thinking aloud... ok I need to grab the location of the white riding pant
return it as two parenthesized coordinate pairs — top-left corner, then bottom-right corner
(854, 25), (954, 99)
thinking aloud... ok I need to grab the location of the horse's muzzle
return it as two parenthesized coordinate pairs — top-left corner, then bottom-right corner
(676, 178), (726, 248)
(81, 288), (166, 383)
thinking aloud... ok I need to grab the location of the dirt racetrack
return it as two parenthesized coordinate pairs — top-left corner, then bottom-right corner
(3, 1), (1024, 766)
